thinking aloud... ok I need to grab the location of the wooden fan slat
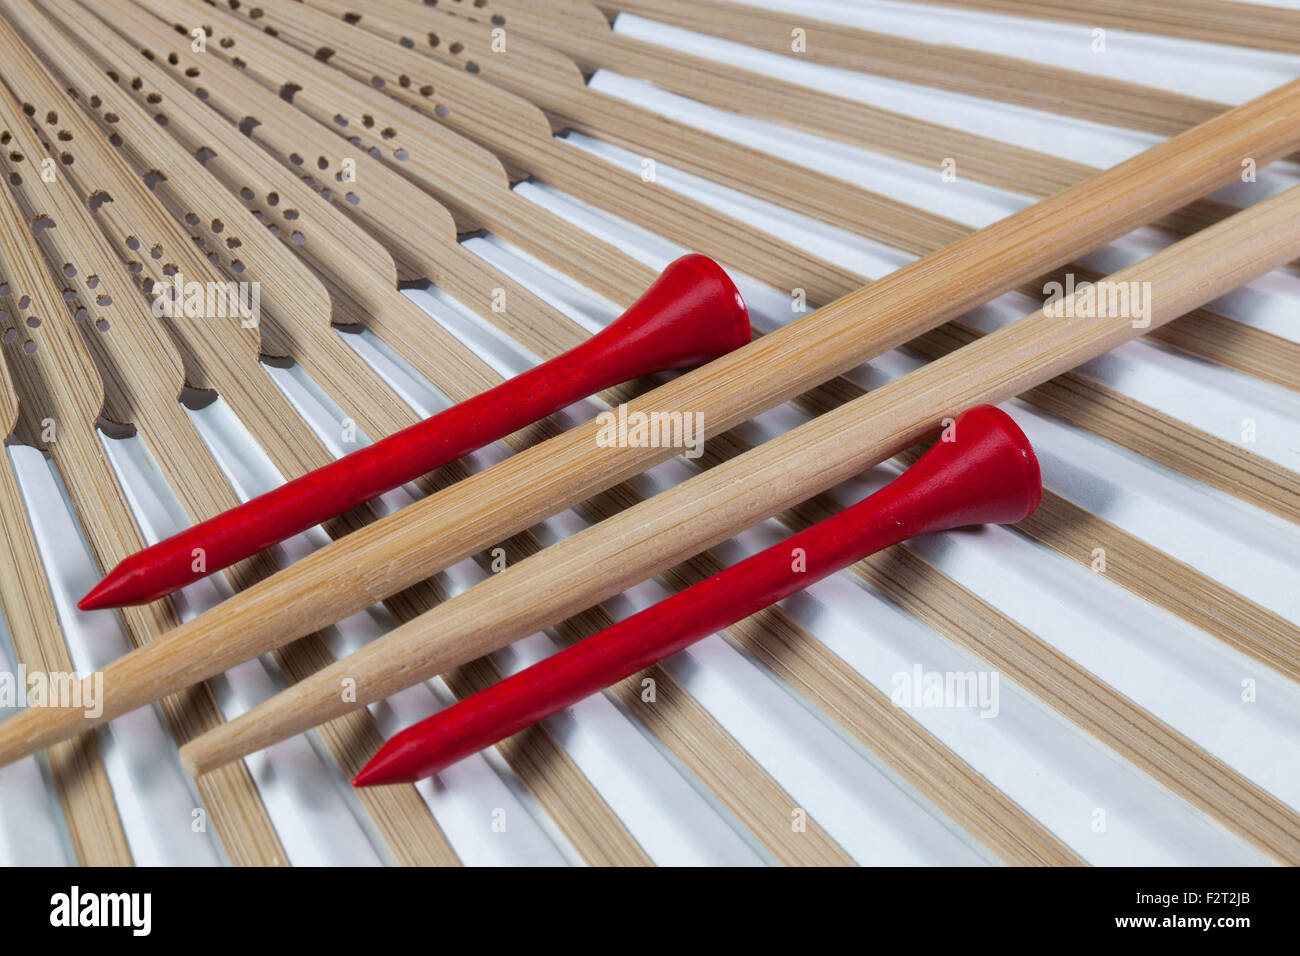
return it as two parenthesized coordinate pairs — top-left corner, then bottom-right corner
(595, 0), (1225, 135)
(854, 544), (1300, 863)
(475, 0), (1278, 254)
(364, 0), (1300, 401)
(118, 0), (1300, 544)
(894, 0), (1300, 56)
(155, 0), (863, 305)
(0, 60), (132, 868)
(315, 0), (982, 258)
(475, 0), (1097, 195)
(130, 0), (658, 305)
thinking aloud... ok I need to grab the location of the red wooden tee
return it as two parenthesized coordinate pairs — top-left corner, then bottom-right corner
(354, 405), (1042, 786)
(79, 255), (750, 610)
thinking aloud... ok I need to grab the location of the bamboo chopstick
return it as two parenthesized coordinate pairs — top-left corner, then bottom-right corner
(4, 71), (1299, 774)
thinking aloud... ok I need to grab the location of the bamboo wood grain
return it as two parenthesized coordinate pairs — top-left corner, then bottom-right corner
(177, 186), (1300, 782)
(449, 0), (1141, 203)
(0, 267), (128, 870)
(471, 0), (1274, 266)
(308, 0), (978, 258)
(595, 0), (1227, 136)
(129, 0), (652, 307)
(366, 0), (1300, 391)
(397, 0), (1300, 399)
(118, 0), (1300, 399)
(897, 0), (1300, 55)
(159, 0), (1289, 408)
(909, 321), (1300, 526)
(5, 70), (1299, 776)
(0, 0), (1279, 874)
(855, 542), (1300, 863)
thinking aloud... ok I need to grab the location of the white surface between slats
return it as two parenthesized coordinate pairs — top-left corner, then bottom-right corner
(0, 0), (1297, 865)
